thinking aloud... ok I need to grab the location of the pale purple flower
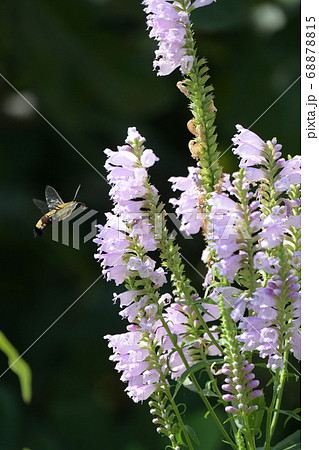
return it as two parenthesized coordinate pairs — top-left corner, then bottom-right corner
(192, 0), (216, 9)
(232, 124), (266, 167)
(292, 249), (301, 265)
(267, 354), (283, 371)
(119, 296), (148, 322)
(217, 287), (243, 307)
(205, 328), (222, 356)
(259, 208), (287, 249)
(94, 214), (131, 285)
(140, 148), (159, 167)
(260, 327), (279, 344)
(113, 290), (141, 307)
(237, 330), (261, 352)
(230, 299), (246, 322)
(244, 167), (265, 182)
(217, 254), (243, 283)
(144, 303), (158, 317)
(139, 257), (156, 278)
(274, 156), (301, 191)
(202, 300), (220, 322)
(208, 192), (238, 213)
(127, 256), (143, 271)
(253, 251), (279, 274)
(150, 267), (167, 286)
(142, 1), (193, 76)
(169, 167), (204, 235)
(125, 126), (146, 144)
(95, 128), (167, 292)
(289, 328), (301, 360)
(105, 148), (138, 168)
(105, 330), (161, 403)
(278, 155), (301, 178)
(236, 272), (301, 369)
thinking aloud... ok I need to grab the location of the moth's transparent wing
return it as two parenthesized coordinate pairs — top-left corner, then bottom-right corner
(45, 186), (64, 210)
(73, 184), (81, 201)
(33, 198), (49, 214)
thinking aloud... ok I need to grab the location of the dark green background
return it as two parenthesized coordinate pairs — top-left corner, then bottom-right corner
(0, 1), (300, 449)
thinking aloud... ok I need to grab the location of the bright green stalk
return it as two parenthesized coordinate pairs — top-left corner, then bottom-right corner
(264, 354), (288, 450)
(218, 297), (259, 450)
(158, 315), (237, 449)
(176, 1), (222, 193)
(145, 334), (195, 450)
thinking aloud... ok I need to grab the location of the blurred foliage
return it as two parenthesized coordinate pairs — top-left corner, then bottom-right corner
(0, 0), (300, 449)
(0, 331), (32, 403)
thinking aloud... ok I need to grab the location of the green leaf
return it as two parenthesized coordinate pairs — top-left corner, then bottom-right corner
(172, 360), (213, 399)
(182, 378), (198, 393)
(274, 409), (301, 423)
(184, 425), (200, 445)
(0, 331), (32, 403)
(256, 430), (301, 450)
(249, 393), (266, 436)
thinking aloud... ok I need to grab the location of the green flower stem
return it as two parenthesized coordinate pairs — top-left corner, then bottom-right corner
(126, 278), (194, 448)
(242, 414), (256, 450)
(264, 355), (288, 450)
(264, 246), (291, 449)
(235, 170), (258, 294)
(163, 385), (195, 450)
(219, 298), (258, 450)
(269, 353), (288, 438)
(176, 1), (222, 192)
(159, 225), (224, 355)
(144, 186), (224, 355)
(146, 193), (239, 446)
(159, 316), (237, 450)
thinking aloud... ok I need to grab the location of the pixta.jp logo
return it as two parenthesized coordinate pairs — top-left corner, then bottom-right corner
(51, 207), (98, 250)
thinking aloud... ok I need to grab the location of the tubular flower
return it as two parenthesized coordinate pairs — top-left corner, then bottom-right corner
(95, 128), (169, 402)
(236, 273), (301, 370)
(105, 331), (160, 402)
(232, 124), (266, 168)
(202, 125), (300, 369)
(142, 1), (193, 76)
(169, 166), (204, 235)
(94, 127), (163, 286)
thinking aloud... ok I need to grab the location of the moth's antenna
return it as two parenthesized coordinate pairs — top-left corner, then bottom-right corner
(73, 184), (81, 201)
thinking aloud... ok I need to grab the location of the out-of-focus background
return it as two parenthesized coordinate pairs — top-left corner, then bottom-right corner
(0, 1), (300, 449)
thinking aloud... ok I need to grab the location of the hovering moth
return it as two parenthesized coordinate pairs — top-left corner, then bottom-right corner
(33, 185), (86, 237)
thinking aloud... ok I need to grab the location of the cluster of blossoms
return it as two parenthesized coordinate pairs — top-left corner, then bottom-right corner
(169, 124), (300, 408)
(142, 0), (216, 76)
(95, 1), (300, 447)
(94, 127), (167, 402)
(95, 128), (220, 405)
(94, 128), (162, 286)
